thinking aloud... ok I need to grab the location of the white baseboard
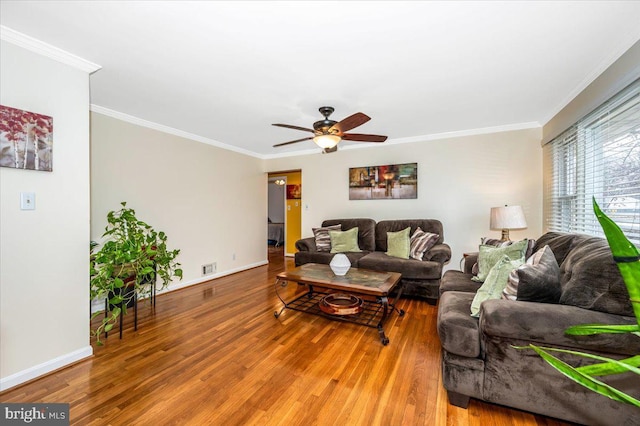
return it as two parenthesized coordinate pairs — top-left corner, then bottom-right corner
(0, 346), (93, 392)
(159, 260), (269, 294)
(90, 260), (269, 314)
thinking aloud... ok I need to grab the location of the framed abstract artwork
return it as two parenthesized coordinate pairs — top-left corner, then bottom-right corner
(0, 105), (53, 172)
(286, 184), (301, 199)
(349, 163), (417, 200)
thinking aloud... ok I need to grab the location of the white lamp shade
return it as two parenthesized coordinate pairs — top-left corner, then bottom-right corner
(313, 134), (341, 149)
(490, 205), (527, 230)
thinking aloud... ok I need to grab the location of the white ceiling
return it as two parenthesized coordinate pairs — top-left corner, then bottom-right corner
(2, 1), (640, 158)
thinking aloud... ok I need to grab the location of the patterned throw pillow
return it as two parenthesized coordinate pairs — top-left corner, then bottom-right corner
(471, 255), (525, 317)
(312, 224), (341, 252)
(409, 227), (440, 261)
(502, 245), (561, 303)
(472, 238), (536, 275)
(471, 239), (529, 283)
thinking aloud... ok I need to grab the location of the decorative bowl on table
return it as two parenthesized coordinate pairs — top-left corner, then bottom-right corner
(319, 293), (363, 315)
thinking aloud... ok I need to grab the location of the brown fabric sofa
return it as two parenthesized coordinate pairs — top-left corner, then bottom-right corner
(295, 218), (451, 302)
(437, 232), (639, 425)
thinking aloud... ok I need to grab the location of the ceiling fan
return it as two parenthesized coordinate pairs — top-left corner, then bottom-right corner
(272, 106), (388, 153)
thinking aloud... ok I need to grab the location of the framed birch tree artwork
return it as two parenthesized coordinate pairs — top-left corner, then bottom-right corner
(0, 105), (53, 172)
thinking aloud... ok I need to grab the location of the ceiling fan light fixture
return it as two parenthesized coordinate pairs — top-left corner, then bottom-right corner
(313, 134), (341, 149)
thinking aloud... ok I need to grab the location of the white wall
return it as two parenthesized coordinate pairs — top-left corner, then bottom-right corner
(266, 128), (543, 270)
(90, 112), (267, 291)
(0, 41), (93, 389)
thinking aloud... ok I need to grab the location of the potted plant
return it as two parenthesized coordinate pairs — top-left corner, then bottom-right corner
(90, 202), (182, 344)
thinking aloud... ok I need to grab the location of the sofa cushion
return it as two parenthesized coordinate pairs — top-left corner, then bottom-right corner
(480, 298), (640, 356)
(440, 270), (481, 294)
(386, 227), (410, 259)
(559, 236), (634, 316)
(437, 291), (480, 358)
(322, 218), (376, 251)
(358, 251), (442, 279)
(472, 239), (529, 283)
(312, 224), (341, 252)
(471, 255), (524, 317)
(329, 227), (362, 253)
(375, 219), (444, 252)
(409, 227), (440, 260)
(532, 232), (592, 266)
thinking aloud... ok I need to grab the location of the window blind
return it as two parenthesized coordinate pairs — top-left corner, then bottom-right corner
(544, 78), (640, 245)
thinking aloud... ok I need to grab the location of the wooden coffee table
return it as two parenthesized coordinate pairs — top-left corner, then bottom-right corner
(274, 263), (404, 345)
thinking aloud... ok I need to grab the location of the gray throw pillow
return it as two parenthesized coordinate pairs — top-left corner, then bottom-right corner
(502, 245), (561, 303)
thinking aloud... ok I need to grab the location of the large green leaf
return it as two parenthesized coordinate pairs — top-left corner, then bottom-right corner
(528, 345), (640, 407)
(565, 324), (640, 335)
(533, 346), (640, 375)
(593, 197), (640, 325)
(577, 355), (640, 376)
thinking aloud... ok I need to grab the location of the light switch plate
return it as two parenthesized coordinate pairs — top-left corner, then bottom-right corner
(20, 192), (35, 210)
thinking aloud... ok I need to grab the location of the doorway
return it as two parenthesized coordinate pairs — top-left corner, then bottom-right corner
(267, 170), (301, 258)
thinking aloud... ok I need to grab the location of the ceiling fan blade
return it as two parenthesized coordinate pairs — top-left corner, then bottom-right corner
(330, 113), (370, 134)
(342, 133), (388, 142)
(322, 146), (338, 154)
(273, 136), (314, 147)
(272, 123), (316, 133)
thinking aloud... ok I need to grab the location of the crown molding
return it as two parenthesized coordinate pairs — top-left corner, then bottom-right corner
(0, 25), (101, 74)
(261, 121), (541, 159)
(90, 105), (264, 159)
(382, 121), (541, 146)
(92, 103), (540, 160)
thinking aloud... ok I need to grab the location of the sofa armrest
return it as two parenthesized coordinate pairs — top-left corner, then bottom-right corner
(295, 237), (317, 252)
(479, 299), (640, 356)
(463, 252), (478, 274)
(424, 243), (451, 264)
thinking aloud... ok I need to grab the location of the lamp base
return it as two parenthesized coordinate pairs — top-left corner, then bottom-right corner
(500, 229), (511, 241)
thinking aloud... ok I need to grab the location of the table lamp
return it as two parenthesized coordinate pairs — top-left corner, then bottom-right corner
(490, 205), (527, 241)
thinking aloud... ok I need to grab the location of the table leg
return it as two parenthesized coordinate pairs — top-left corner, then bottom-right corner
(274, 278), (288, 318)
(377, 296), (391, 345)
(388, 282), (406, 317)
(378, 325), (390, 346)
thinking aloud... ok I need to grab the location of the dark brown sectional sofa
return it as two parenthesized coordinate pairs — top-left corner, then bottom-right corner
(437, 232), (639, 425)
(294, 218), (451, 303)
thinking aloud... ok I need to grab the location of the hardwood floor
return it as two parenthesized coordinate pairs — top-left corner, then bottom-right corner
(1, 246), (572, 425)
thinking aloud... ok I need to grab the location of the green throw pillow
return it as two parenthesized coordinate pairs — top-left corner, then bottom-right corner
(386, 227), (411, 259)
(470, 255), (524, 317)
(471, 238), (528, 283)
(329, 227), (362, 253)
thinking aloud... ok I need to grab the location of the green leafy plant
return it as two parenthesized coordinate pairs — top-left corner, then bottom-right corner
(519, 197), (640, 407)
(90, 202), (182, 344)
